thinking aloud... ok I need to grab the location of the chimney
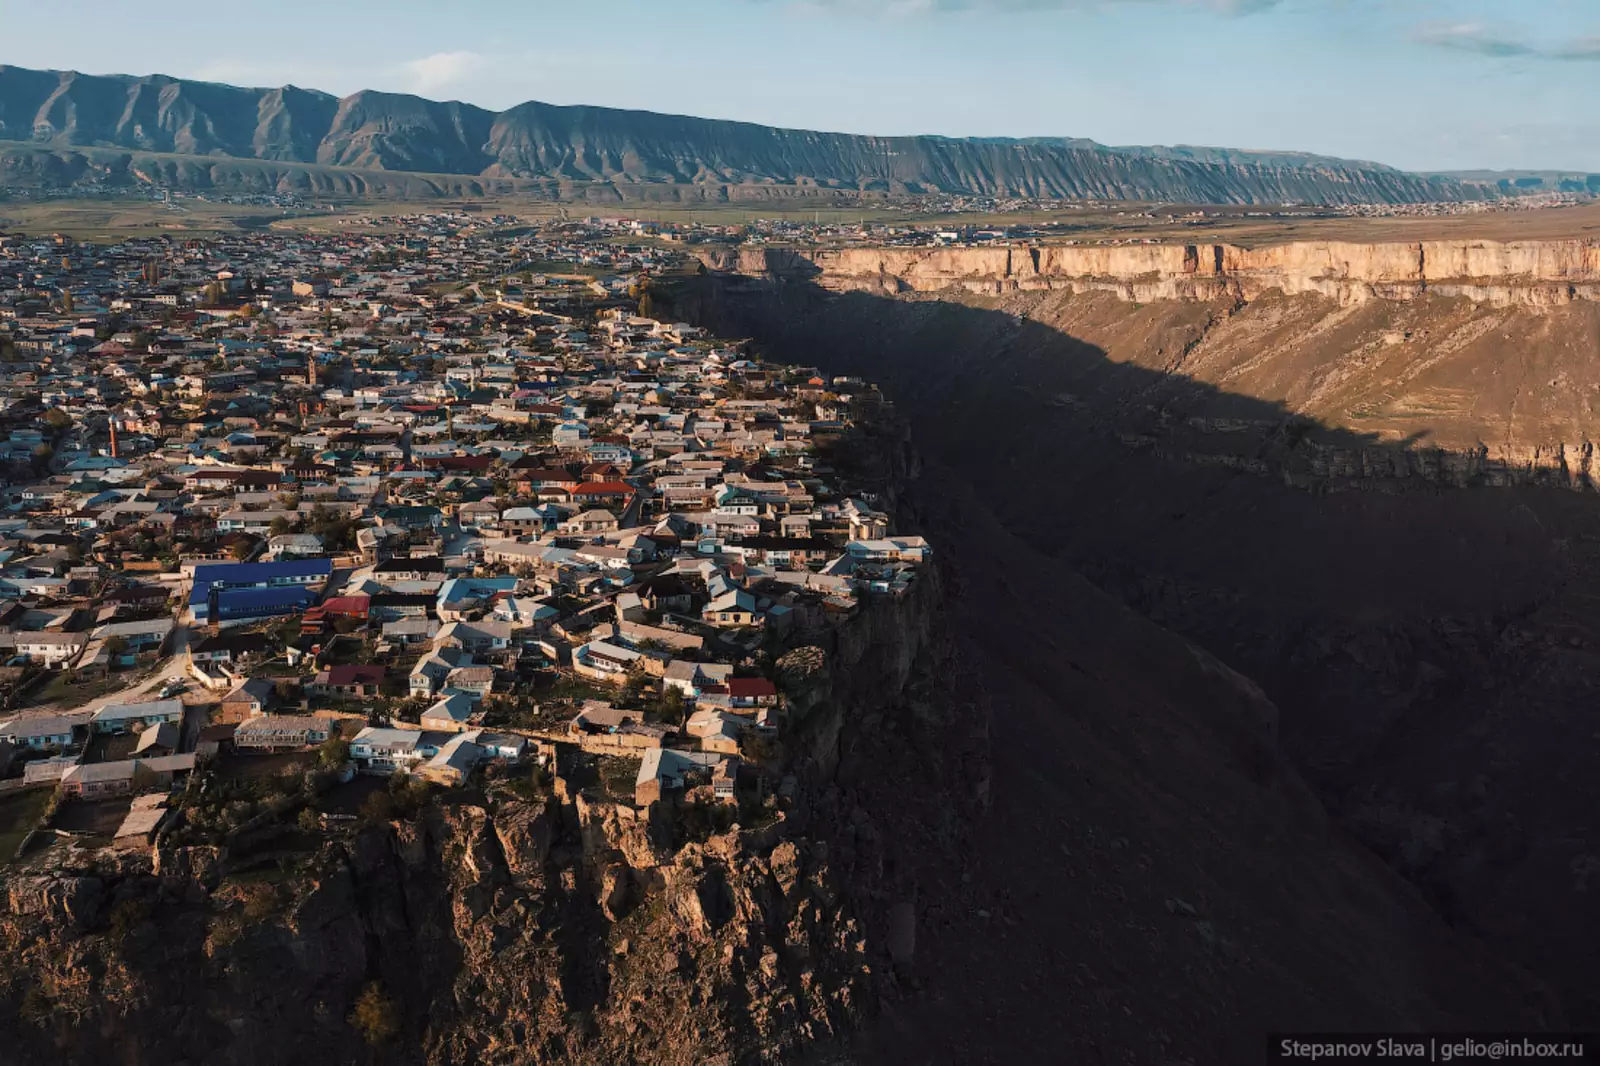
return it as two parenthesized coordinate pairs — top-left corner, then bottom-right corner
(308, 353), (317, 388)
(108, 417), (119, 460)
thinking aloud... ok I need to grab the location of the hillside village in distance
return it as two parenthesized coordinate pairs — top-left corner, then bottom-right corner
(0, 213), (931, 867)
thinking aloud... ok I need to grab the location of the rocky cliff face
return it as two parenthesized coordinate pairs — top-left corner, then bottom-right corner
(704, 239), (1600, 309)
(666, 266), (1600, 1036)
(0, 64), (1475, 204)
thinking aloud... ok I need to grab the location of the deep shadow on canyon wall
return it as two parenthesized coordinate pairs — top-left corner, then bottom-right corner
(664, 272), (1600, 1041)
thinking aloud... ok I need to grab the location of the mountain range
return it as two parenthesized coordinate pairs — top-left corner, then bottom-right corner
(0, 64), (1505, 205)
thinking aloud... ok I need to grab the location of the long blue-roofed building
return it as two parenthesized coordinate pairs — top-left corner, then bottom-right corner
(189, 558), (334, 624)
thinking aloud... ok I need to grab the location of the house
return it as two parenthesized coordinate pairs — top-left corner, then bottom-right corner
(686, 708), (743, 755)
(569, 701), (643, 736)
(308, 664), (385, 699)
(443, 665), (496, 701)
(133, 722), (180, 755)
(492, 596), (558, 627)
(349, 726), (426, 774)
(415, 728), (527, 786)
(419, 692), (480, 734)
(92, 699), (184, 735)
(233, 715), (332, 751)
(663, 660), (732, 700)
(90, 617), (175, 661)
(634, 748), (736, 807)
(316, 595), (371, 623)
(60, 760), (149, 800)
(437, 620), (516, 654)
(418, 731), (485, 786)
(114, 793), (171, 846)
(726, 677), (778, 709)
(265, 533), (325, 560)
(410, 646), (467, 697)
(382, 618), (440, 646)
(15, 631), (88, 669)
(220, 677), (276, 721)
(552, 422), (590, 447)
(561, 508), (620, 535)
(570, 481), (633, 509)
(702, 589), (760, 628)
(60, 754), (195, 799)
(845, 537), (932, 564)
(195, 722), (237, 759)
(189, 630), (273, 667)
(0, 714), (79, 750)
(436, 577), (517, 621)
(573, 640), (642, 684)
(499, 506), (545, 535)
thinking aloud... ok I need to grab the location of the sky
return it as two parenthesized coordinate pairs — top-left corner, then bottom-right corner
(2, 0), (1598, 172)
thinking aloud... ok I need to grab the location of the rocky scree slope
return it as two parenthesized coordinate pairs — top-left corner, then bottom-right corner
(0, 65), (1472, 205)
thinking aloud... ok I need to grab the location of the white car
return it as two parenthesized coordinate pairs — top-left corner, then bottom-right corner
(158, 680), (186, 699)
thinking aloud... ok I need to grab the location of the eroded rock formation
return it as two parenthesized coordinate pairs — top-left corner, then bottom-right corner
(701, 239), (1600, 309)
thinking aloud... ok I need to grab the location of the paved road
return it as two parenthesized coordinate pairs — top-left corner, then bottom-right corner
(618, 484), (647, 530)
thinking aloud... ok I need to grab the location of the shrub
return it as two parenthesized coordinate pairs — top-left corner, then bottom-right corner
(349, 981), (399, 1047)
(360, 790), (396, 823)
(315, 736), (350, 770)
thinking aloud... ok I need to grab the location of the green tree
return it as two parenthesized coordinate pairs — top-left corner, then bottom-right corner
(315, 736), (350, 770)
(637, 292), (654, 318)
(42, 408), (72, 432)
(658, 686), (686, 726)
(268, 517), (292, 537)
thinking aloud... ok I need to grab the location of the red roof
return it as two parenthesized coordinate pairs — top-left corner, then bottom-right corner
(322, 664), (384, 685)
(572, 481), (632, 496)
(423, 455), (494, 471)
(321, 595), (370, 615)
(727, 678), (777, 699)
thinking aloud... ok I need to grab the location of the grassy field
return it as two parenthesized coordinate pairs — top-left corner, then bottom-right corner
(7, 190), (1600, 248)
(0, 198), (337, 241)
(26, 672), (126, 710)
(0, 789), (51, 863)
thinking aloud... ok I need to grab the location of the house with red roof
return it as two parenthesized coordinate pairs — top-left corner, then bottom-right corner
(726, 677), (779, 709)
(308, 664), (385, 700)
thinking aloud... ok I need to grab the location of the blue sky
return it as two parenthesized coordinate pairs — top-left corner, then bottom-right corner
(3, 0), (1599, 171)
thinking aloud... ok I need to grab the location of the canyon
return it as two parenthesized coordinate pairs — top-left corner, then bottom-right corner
(673, 240), (1600, 1042)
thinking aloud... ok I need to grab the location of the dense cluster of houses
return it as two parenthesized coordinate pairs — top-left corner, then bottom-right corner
(0, 213), (930, 843)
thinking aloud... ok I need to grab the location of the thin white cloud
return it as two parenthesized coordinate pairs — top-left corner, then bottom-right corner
(1414, 22), (1600, 61)
(401, 51), (484, 95)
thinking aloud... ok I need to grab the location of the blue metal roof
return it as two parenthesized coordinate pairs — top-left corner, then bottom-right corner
(213, 586), (317, 619)
(192, 557), (333, 587)
(190, 557), (333, 605)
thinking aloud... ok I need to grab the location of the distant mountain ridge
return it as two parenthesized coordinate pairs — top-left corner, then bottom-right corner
(0, 64), (1477, 205)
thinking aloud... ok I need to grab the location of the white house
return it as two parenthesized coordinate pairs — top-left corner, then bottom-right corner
(0, 714), (78, 750)
(92, 699), (184, 735)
